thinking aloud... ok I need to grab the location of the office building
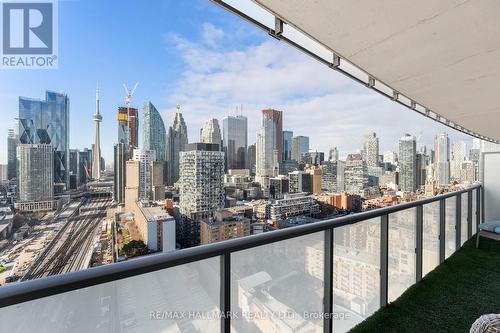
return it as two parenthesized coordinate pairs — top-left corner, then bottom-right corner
(262, 109), (283, 161)
(15, 144), (54, 212)
(246, 144), (256, 175)
(223, 115), (247, 169)
(303, 151), (325, 165)
(283, 130), (293, 161)
(329, 147), (339, 162)
(18, 91), (69, 190)
(434, 133), (450, 186)
(291, 136), (309, 162)
(78, 148), (92, 186)
(269, 175), (290, 199)
(399, 134), (417, 193)
(305, 165), (322, 195)
(143, 102), (166, 162)
(363, 133), (379, 167)
(345, 154), (368, 195)
(7, 128), (18, 180)
(201, 118), (222, 148)
(166, 105), (188, 185)
(288, 171), (313, 194)
(118, 106), (139, 149)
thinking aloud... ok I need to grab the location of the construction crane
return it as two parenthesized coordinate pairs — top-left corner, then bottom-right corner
(123, 82), (139, 148)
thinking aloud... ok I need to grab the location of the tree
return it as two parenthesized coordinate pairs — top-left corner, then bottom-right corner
(122, 240), (148, 258)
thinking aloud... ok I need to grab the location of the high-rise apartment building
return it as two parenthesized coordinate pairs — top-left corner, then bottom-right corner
(434, 133), (450, 186)
(132, 149), (157, 201)
(201, 118), (222, 148)
(291, 136), (309, 162)
(321, 161), (338, 193)
(451, 141), (467, 181)
(345, 154), (368, 195)
(166, 105), (188, 185)
(143, 102), (166, 162)
(114, 143), (129, 205)
(223, 115), (247, 169)
(288, 171), (313, 194)
(15, 144), (54, 212)
(283, 130), (293, 161)
(0, 165), (7, 182)
(383, 151), (397, 165)
(18, 91), (69, 190)
(179, 143), (225, 248)
(399, 134), (417, 192)
(256, 110), (283, 190)
(117, 106), (139, 149)
(7, 128), (18, 180)
(363, 133), (379, 168)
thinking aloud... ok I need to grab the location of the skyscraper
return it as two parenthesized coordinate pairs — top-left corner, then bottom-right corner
(132, 149), (156, 201)
(451, 141), (467, 181)
(18, 91), (69, 190)
(179, 143), (225, 248)
(434, 133), (450, 186)
(345, 154), (368, 195)
(246, 144), (256, 175)
(283, 130), (293, 161)
(262, 109), (283, 161)
(399, 134), (417, 192)
(201, 118), (222, 147)
(118, 106), (139, 149)
(291, 136), (309, 162)
(114, 143), (129, 205)
(16, 144), (54, 212)
(92, 85), (102, 180)
(256, 110), (282, 190)
(7, 127), (18, 180)
(329, 147), (339, 162)
(166, 105), (188, 185)
(363, 132), (379, 168)
(222, 115), (247, 169)
(321, 161), (338, 193)
(143, 101), (166, 162)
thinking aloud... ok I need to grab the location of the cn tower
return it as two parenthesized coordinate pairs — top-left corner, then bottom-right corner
(92, 84), (102, 180)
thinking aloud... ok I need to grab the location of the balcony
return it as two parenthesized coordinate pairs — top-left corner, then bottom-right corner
(0, 185), (483, 332)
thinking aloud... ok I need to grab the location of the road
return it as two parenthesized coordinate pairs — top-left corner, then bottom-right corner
(23, 198), (112, 280)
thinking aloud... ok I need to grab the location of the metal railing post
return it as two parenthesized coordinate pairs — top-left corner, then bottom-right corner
(324, 228), (334, 333)
(481, 186), (485, 223)
(416, 205), (423, 282)
(221, 253), (231, 333)
(380, 214), (389, 307)
(439, 199), (446, 263)
(456, 194), (461, 250)
(476, 187), (481, 228)
(467, 191), (473, 239)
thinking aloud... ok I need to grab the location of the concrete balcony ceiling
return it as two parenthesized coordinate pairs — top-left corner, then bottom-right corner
(252, 0), (500, 142)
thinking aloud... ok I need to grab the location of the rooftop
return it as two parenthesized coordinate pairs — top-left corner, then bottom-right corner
(351, 237), (500, 332)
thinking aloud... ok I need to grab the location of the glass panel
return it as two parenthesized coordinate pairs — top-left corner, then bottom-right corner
(461, 193), (468, 245)
(472, 190), (477, 235)
(388, 209), (416, 303)
(445, 197), (457, 259)
(231, 232), (324, 333)
(1, 258), (221, 333)
(333, 218), (380, 332)
(423, 202), (440, 277)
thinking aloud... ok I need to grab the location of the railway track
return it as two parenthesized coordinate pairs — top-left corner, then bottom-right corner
(24, 198), (111, 280)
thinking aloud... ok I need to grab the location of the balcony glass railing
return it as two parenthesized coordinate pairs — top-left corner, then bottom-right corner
(0, 185), (482, 333)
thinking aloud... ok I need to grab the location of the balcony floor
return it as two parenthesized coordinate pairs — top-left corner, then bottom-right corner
(351, 237), (500, 333)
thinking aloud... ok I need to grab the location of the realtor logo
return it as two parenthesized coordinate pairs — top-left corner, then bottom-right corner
(1, 0), (58, 69)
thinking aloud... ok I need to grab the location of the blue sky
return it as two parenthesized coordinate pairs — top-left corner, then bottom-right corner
(0, 0), (474, 164)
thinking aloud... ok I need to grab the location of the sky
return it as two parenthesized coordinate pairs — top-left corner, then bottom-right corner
(0, 0), (475, 164)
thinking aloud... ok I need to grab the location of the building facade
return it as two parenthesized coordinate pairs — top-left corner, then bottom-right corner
(291, 136), (309, 162)
(345, 154), (368, 195)
(166, 106), (188, 185)
(7, 128), (18, 180)
(223, 115), (247, 169)
(399, 134), (417, 192)
(434, 133), (450, 186)
(201, 118), (222, 148)
(18, 91), (69, 190)
(143, 102), (166, 163)
(283, 130), (293, 161)
(363, 132), (379, 168)
(117, 106), (139, 149)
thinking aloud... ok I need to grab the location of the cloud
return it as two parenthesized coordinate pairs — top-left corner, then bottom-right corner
(163, 22), (474, 156)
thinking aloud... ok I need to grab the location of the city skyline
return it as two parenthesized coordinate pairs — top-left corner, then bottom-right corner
(0, 0), (476, 165)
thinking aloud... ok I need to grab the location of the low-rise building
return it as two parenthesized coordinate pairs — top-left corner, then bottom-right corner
(200, 210), (250, 244)
(266, 193), (320, 222)
(131, 201), (175, 252)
